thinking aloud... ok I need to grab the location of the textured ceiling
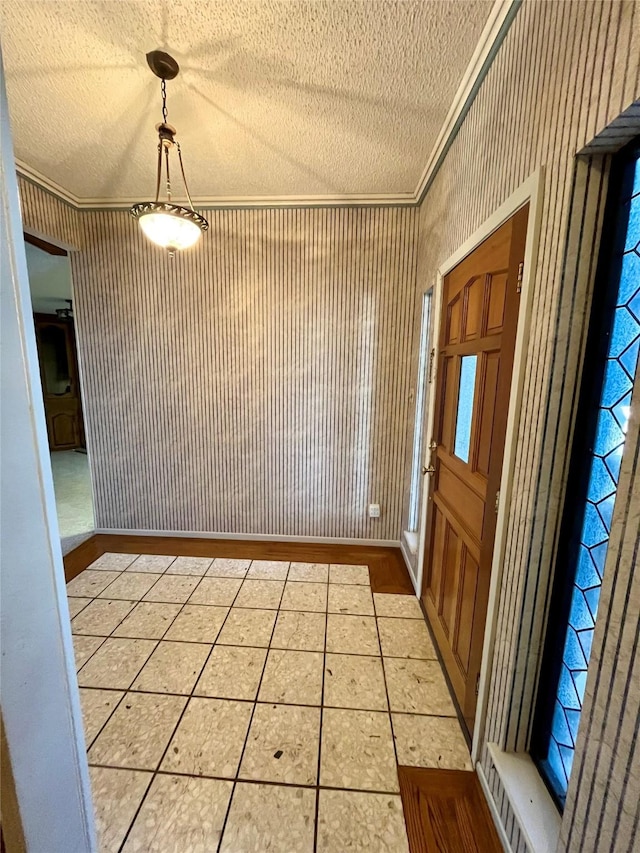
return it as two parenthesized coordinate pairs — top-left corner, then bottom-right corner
(1, 1), (493, 203)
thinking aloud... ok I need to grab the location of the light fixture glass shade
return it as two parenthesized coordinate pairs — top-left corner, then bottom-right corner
(130, 202), (208, 252)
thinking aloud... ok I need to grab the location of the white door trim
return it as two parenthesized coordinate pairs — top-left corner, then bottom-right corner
(413, 281), (443, 596)
(0, 54), (96, 851)
(412, 170), (545, 760)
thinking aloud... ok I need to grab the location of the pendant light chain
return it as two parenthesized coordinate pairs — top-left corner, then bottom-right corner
(161, 78), (168, 124)
(162, 78), (172, 201)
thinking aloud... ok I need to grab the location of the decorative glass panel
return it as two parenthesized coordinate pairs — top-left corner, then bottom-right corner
(454, 355), (477, 462)
(539, 150), (640, 805)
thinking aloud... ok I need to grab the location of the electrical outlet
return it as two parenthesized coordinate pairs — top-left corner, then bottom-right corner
(368, 503), (381, 518)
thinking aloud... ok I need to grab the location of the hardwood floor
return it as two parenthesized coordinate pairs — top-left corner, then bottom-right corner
(398, 767), (502, 853)
(63, 534), (415, 594)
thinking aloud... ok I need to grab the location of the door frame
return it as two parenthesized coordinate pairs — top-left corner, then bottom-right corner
(1, 59), (97, 849)
(413, 169), (545, 761)
(24, 227), (98, 539)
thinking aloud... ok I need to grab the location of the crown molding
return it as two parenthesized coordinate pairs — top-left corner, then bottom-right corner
(414, 0), (522, 203)
(15, 0), (520, 212)
(15, 160), (416, 209)
(15, 160), (80, 207)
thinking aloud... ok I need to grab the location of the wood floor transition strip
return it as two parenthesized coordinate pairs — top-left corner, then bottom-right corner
(398, 766), (502, 853)
(63, 534), (415, 594)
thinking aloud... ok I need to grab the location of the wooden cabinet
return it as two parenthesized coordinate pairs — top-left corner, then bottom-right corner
(33, 314), (85, 451)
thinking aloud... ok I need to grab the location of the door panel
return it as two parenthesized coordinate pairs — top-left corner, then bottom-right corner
(436, 460), (484, 541)
(34, 315), (84, 451)
(464, 277), (484, 341)
(440, 520), (460, 638)
(476, 352), (500, 477)
(421, 206), (529, 735)
(455, 548), (479, 673)
(487, 273), (508, 333)
(50, 410), (78, 449)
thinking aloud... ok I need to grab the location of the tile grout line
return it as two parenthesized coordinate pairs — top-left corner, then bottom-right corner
(76, 561), (204, 682)
(87, 761), (405, 797)
(74, 633), (109, 675)
(74, 627), (436, 657)
(73, 588), (435, 745)
(75, 569), (437, 755)
(80, 584), (188, 750)
(74, 573), (150, 680)
(114, 560), (251, 853)
(68, 597), (94, 620)
(214, 563), (289, 853)
(77, 683), (459, 718)
(312, 588), (329, 853)
(71, 557), (436, 849)
(373, 595), (404, 796)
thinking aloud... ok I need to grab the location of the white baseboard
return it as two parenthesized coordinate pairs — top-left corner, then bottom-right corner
(94, 528), (400, 549)
(400, 539), (419, 593)
(476, 762), (512, 853)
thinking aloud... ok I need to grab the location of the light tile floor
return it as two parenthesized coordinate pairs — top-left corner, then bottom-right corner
(50, 449), (94, 544)
(68, 554), (472, 852)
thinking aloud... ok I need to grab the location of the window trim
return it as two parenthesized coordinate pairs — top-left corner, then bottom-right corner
(407, 290), (434, 533)
(530, 138), (640, 809)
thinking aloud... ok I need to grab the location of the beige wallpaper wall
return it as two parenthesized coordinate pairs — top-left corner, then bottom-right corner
(404, 1), (639, 850)
(65, 204), (418, 540)
(19, 175), (81, 249)
(15, 0), (639, 848)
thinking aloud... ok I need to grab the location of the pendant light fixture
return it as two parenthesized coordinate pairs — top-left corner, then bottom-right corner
(130, 50), (208, 256)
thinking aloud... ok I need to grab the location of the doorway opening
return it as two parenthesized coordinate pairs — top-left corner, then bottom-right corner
(24, 233), (94, 551)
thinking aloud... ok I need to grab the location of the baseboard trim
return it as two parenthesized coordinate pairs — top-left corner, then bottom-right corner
(94, 528), (400, 549)
(399, 539), (419, 594)
(476, 762), (512, 853)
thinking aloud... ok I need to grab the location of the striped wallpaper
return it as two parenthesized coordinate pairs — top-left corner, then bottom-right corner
(14, 0), (639, 849)
(68, 205), (418, 540)
(18, 175), (82, 250)
(405, 1), (639, 851)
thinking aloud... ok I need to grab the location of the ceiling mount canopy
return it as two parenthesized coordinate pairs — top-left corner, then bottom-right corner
(146, 49), (180, 81)
(130, 50), (208, 257)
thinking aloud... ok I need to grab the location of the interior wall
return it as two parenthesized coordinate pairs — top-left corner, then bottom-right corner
(408, 1), (639, 850)
(19, 176), (81, 250)
(11, 1), (638, 846)
(1, 64), (96, 850)
(44, 202), (417, 540)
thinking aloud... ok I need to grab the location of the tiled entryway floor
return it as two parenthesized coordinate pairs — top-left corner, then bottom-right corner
(68, 553), (472, 852)
(51, 449), (94, 540)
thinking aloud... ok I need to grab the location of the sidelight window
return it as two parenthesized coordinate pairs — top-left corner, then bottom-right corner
(408, 291), (433, 532)
(531, 142), (639, 807)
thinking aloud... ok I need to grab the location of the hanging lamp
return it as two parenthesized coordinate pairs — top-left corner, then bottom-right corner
(130, 50), (208, 256)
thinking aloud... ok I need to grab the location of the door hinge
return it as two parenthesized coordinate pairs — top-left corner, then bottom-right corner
(475, 673), (480, 696)
(516, 261), (524, 293)
(428, 347), (436, 383)
(495, 489), (500, 513)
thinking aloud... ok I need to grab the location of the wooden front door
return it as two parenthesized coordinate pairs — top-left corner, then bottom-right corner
(34, 315), (85, 451)
(421, 206), (529, 734)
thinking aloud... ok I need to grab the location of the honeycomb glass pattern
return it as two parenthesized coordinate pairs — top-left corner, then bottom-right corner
(543, 154), (640, 802)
